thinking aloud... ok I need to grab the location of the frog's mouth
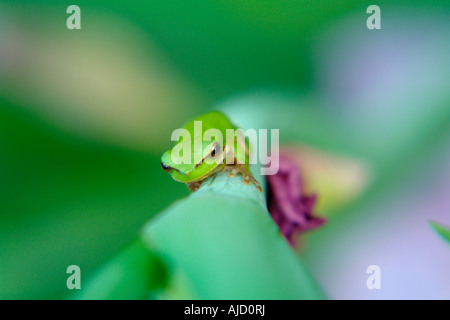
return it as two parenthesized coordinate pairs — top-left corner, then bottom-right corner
(172, 156), (226, 183)
(161, 161), (181, 174)
(183, 160), (225, 183)
(163, 143), (231, 183)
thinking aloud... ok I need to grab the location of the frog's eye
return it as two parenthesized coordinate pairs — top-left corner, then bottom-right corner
(210, 143), (221, 158)
(161, 161), (172, 172)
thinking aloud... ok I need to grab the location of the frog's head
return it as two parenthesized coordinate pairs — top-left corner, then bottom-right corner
(161, 140), (225, 183)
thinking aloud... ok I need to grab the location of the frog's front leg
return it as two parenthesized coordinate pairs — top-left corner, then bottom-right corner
(239, 166), (263, 192)
(227, 167), (239, 178)
(187, 180), (203, 192)
(226, 163), (263, 192)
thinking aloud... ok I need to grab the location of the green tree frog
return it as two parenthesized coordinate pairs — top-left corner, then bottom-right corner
(161, 111), (262, 192)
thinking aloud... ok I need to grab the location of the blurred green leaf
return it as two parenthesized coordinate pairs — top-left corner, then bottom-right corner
(0, 102), (187, 299)
(430, 221), (450, 243)
(70, 239), (167, 300)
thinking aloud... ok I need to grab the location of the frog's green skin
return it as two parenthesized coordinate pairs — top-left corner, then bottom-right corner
(161, 111), (261, 192)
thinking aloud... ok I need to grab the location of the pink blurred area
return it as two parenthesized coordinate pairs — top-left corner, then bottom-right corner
(303, 8), (450, 299)
(306, 141), (450, 299)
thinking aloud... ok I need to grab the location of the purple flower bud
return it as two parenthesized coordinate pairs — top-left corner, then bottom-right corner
(266, 153), (325, 246)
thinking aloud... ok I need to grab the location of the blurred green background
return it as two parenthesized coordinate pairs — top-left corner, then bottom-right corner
(0, 1), (449, 299)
